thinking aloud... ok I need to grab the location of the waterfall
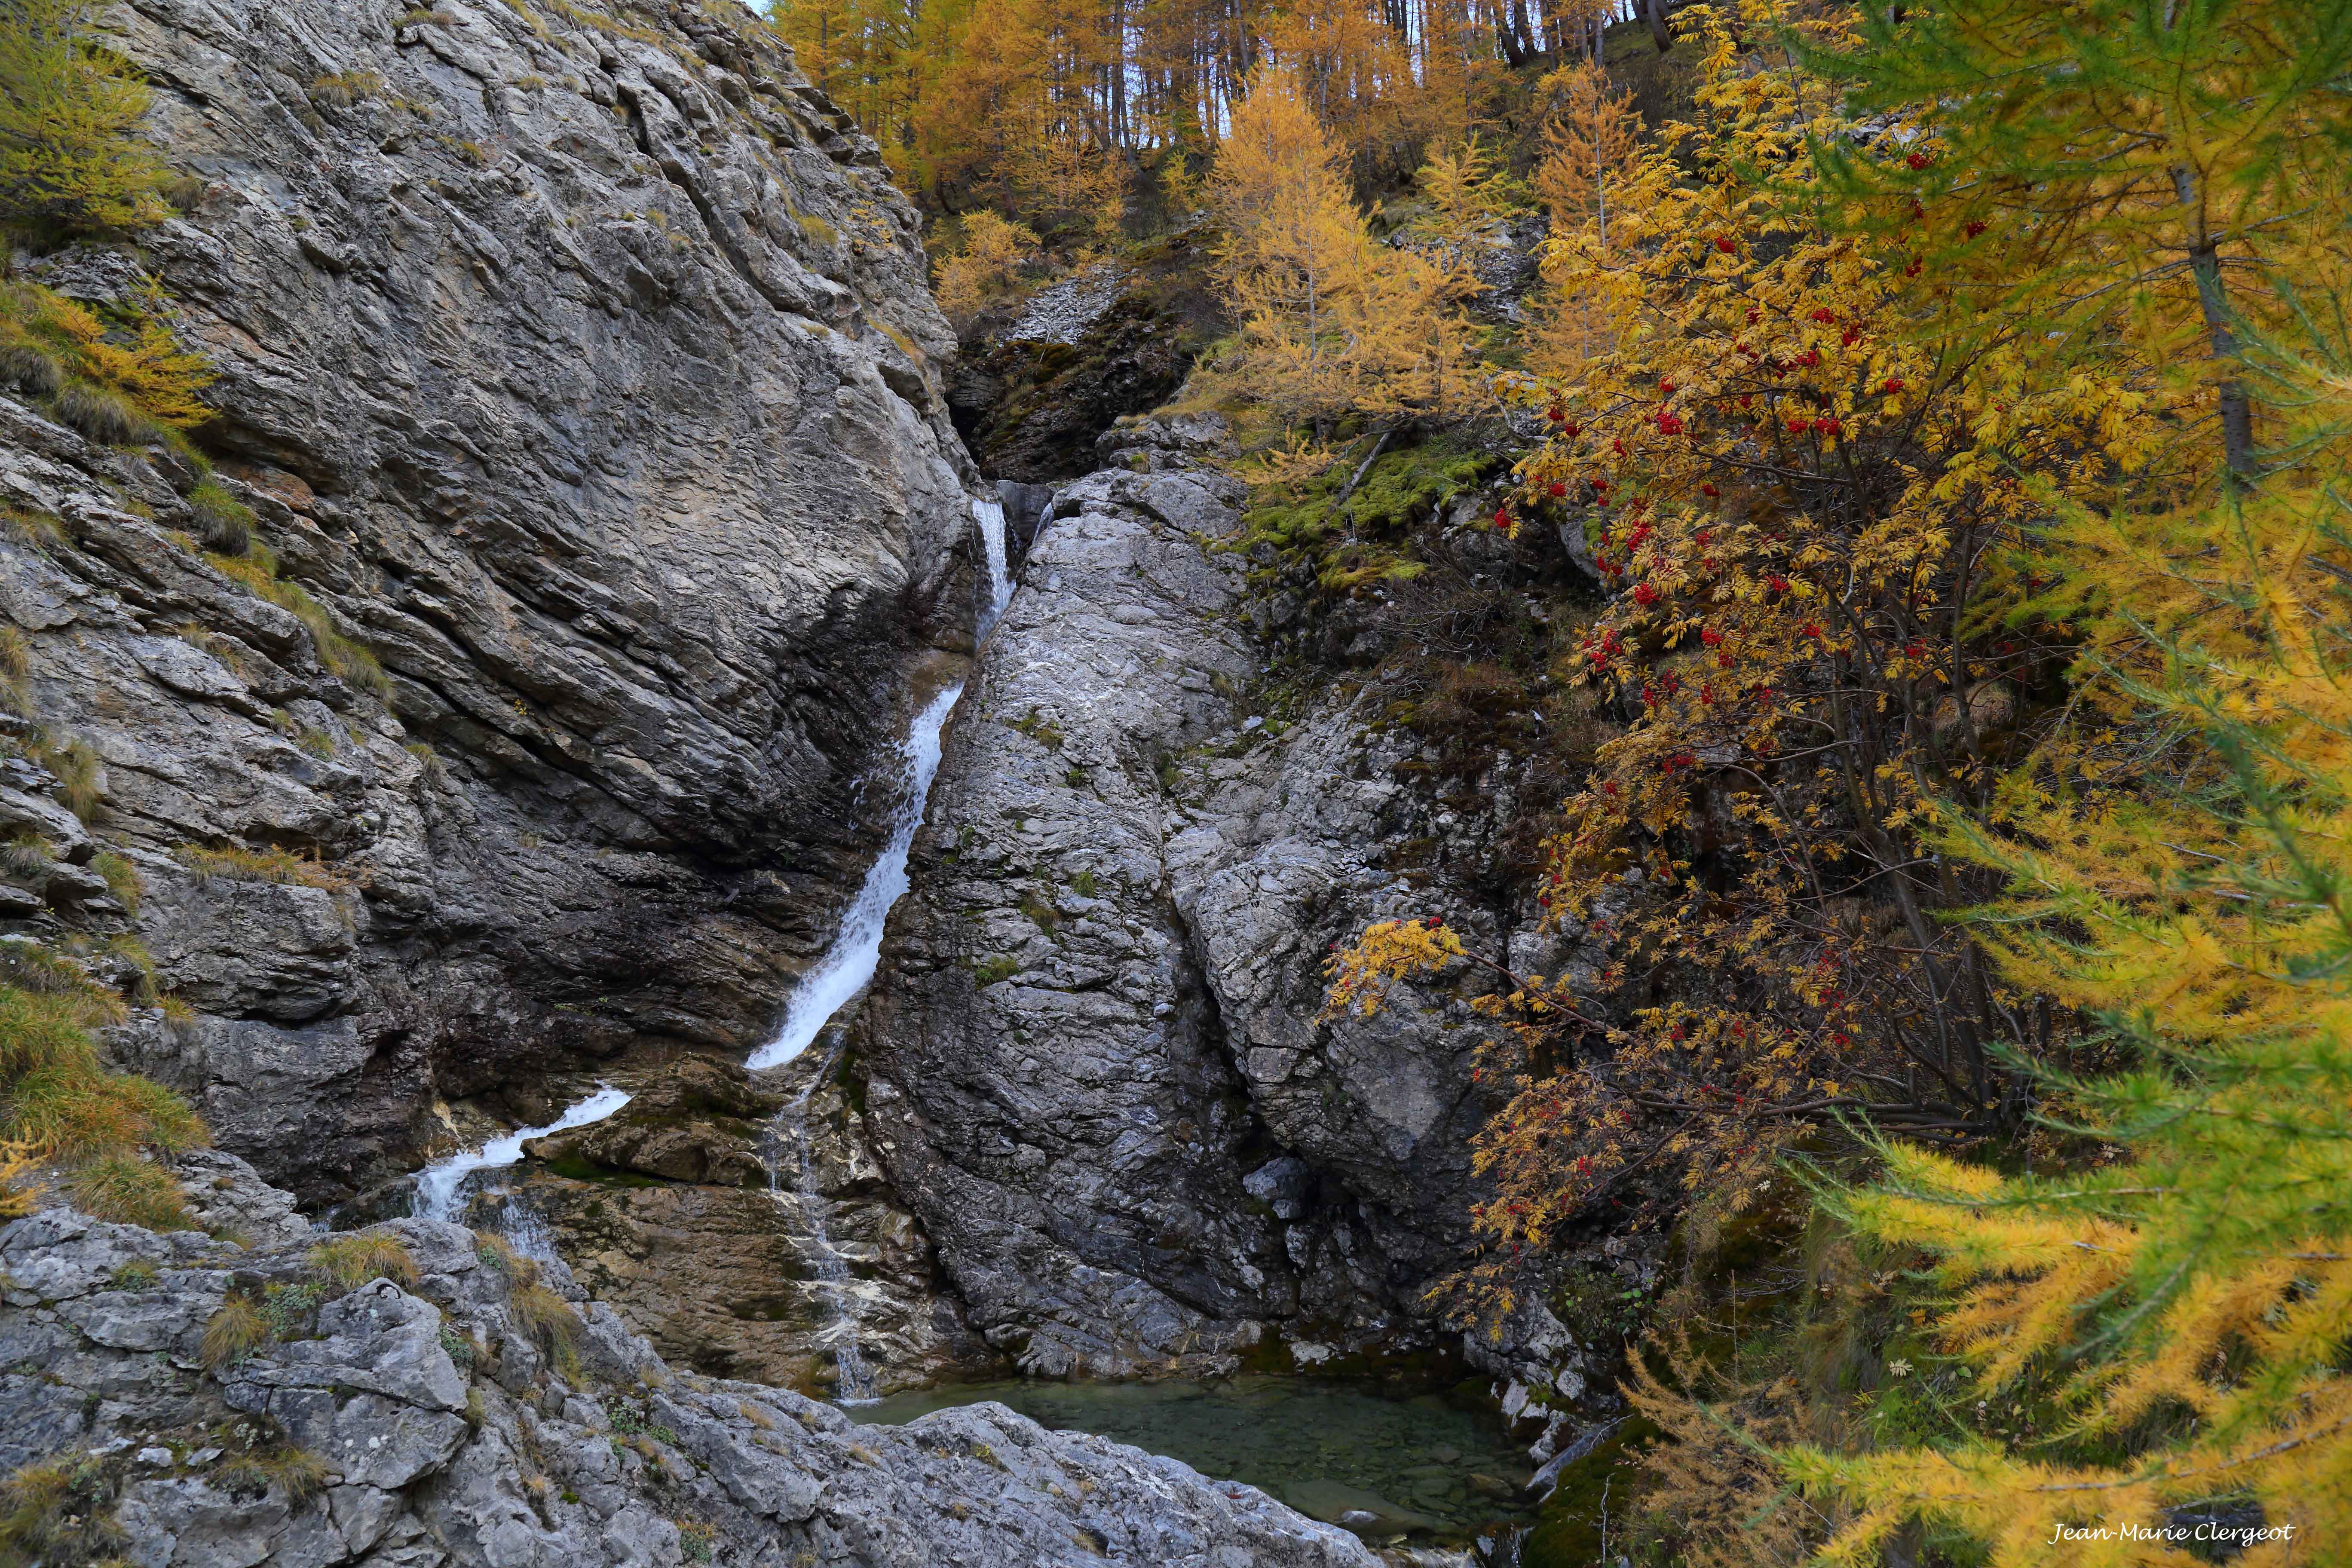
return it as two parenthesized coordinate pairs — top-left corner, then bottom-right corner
(745, 678), (962, 1072)
(770, 1037), (877, 1402)
(974, 494), (1013, 634)
(740, 680), (957, 1403)
(738, 493), (1008, 1400)
(407, 495), (1008, 1398)
(411, 1084), (633, 1222)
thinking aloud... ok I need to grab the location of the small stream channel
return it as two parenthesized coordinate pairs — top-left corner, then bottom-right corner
(397, 493), (1549, 1550)
(860, 1376), (1541, 1546)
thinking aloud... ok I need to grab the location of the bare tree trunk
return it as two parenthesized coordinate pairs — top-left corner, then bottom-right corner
(1643, 0), (1672, 52)
(1497, 5), (1530, 67)
(2171, 168), (2256, 478)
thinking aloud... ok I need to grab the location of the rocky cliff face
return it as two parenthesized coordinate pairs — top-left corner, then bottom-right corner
(8, 0), (991, 1204)
(0, 1186), (1379, 1568)
(945, 247), (1221, 485)
(850, 419), (1611, 1392)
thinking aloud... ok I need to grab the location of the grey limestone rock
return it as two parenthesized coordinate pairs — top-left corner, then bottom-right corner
(3, 0), (998, 1204)
(0, 1199), (1378, 1568)
(854, 418), (1588, 1373)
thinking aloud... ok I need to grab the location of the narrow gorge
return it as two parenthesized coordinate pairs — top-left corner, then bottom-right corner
(0, 0), (1629, 1565)
(10, 0), (2334, 1560)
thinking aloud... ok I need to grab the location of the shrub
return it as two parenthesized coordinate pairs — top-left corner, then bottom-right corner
(259, 1279), (325, 1337)
(0, 282), (211, 440)
(0, 1136), (40, 1218)
(186, 480), (252, 556)
(308, 1230), (419, 1289)
(67, 1154), (193, 1230)
(172, 842), (349, 891)
(0, 274), (212, 459)
(0, 1455), (126, 1568)
(199, 1294), (269, 1368)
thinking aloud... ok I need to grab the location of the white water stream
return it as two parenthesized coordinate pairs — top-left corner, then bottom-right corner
(974, 494), (1014, 630)
(744, 675), (965, 1073)
(410, 1084), (633, 1222)
(769, 1037), (878, 1400)
(747, 496), (1007, 1074)
(744, 496), (1010, 1400)
(407, 495), (1015, 1401)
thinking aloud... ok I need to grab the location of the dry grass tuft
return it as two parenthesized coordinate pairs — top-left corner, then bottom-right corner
(308, 1230), (419, 1289)
(212, 1447), (328, 1502)
(510, 1280), (582, 1376)
(67, 1154), (194, 1230)
(200, 1294), (270, 1369)
(0, 1455), (126, 1567)
(172, 842), (351, 891)
(186, 480), (253, 556)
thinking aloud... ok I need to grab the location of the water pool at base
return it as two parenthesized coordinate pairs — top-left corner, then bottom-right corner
(857, 1377), (1539, 1542)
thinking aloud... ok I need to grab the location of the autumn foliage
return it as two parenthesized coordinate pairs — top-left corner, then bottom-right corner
(0, 0), (171, 241)
(1314, 0), (2352, 1558)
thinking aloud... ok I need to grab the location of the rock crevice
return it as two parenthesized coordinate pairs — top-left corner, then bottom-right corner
(851, 416), (1562, 1376)
(4, 0), (993, 1204)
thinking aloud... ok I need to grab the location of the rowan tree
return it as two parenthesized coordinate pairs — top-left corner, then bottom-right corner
(1325, 0), (2187, 1292)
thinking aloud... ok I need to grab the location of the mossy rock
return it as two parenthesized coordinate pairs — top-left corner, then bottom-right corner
(1514, 1416), (1658, 1568)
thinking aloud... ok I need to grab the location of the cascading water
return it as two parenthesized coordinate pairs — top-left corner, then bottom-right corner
(743, 494), (1014, 1400)
(744, 679), (963, 1073)
(973, 494), (1014, 632)
(403, 498), (1013, 1397)
(769, 1037), (877, 1401)
(410, 1084), (633, 1222)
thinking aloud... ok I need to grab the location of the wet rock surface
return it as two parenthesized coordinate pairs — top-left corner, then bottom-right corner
(504, 1050), (985, 1395)
(0, 1193), (1380, 1568)
(5, 0), (991, 1204)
